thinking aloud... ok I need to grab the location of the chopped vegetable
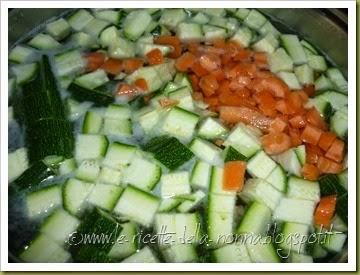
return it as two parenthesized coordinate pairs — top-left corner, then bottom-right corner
(314, 195), (337, 228)
(223, 160), (246, 191)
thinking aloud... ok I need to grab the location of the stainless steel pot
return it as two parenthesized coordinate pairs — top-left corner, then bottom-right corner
(8, 8), (348, 264)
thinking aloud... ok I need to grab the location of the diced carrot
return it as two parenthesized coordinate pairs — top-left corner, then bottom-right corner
(187, 42), (200, 54)
(287, 92), (304, 113)
(269, 117), (288, 133)
(318, 132), (337, 151)
(252, 77), (289, 98)
(300, 124), (323, 145)
(289, 115), (307, 129)
(122, 58), (144, 74)
(226, 63), (257, 79)
(212, 69), (226, 82)
(204, 96), (219, 107)
(261, 132), (292, 155)
(233, 49), (253, 61)
(302, 163), (320, 181)
(134, 78), (148, 92)
(192, 91), (203, 101)
(116, 84), (138, 96)
(159, 98), (179, 108)
(218, 80), (231, 95)
(306, 107), (327, 130)
(303, 84), (316, 97)
(325, 138), (345, 163)
(186, 76), (198, 94)
(191, 61), (209, 77)
(289, 127), (303, 147)
(225, 40), (242, 56)
(314, 195), (337, 229)
(229, 76), (251, 91)
(146, 48), (164, 65)
(254, 91), (277, 117)
(223, 161), (246, 191)
(306, 144), (324, 164)
(199, 74), (219, 97)
(297, 90), (309, 103)
(317, 156), (343, 174)
(212, 38), (226, 49)
(276, 100), (294, 115)
(101, 58), (123, 75)
(175, 52), (196, 72)
(218, 91), (244, 106)
(85, 52), (106, 72)
(253, 52), (268, 68)
(154, 35), (181, 58)
(199, 53), (221, 71)
(219, 106), (273, 132)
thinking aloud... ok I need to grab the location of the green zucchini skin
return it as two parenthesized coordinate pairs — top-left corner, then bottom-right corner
(224, 146), (247, 162)
(143, 136), (194, 170)
(9, 160), (55, 196)
(26, 118), (74, 162)
(21, 55), (74, 163)
(68, 82), (114, 106)
(69, 208), (122, 262)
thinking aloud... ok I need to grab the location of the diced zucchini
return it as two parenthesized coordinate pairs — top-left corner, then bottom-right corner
(82, 111), (103, 134)
(11, 63), (38, 85)
(74, 69), (109, 90)
(308, 55), (328, 72)
(70, 31), (98, 48)
(54, 49), (86, 77)
(273, 197), (316, 225)
(252, 33), (279, 54)
(326, 68), (347, 93)
(268, 48), (293, 73)
(108, 37), (135, 59)
(8, 147), (29, 183)
(26, 184), (62, 218)
(28, 33), (61, 50)
(59, 158), (77, 175)
(87, 183), (123, 211)
(236, 201), (272, 236)
(161, 171), (191, 198)
(287, 176), (320, 202)
(209, 166), (236, 196)
(190, 160), (211, 190)
(177, 190), (206, 213)
(159, 9), (187, 30)
(143, 136), (194, 170)
(74, 134), (109, 161)
(177, 22), (203, 42)
(277, 71), (302, 90)
(272, 148), (302, 177)
(98, 166), (122, 186)
(113, 185), (160, 227)
(108, 222), (138, 260)
(243, 9), (267, 30)
(294, 64), (314, 86)
(280, 34), (307, 65)
(123, 154), (161, 191)
(162, 244), (198, 263)
(294, 144), (306, 165)
(94, 9), (122, 25)
(280, 222), (309, 253)
(259, 21), (280, 37)
(265, 165), (287, 193)
(20, 234), (71, 263)
(247, 150), (277, 179)
(102, 142), (137, 170)
(40, 208), (80, 245)
(67, 9), (94, 31)
(103, 118), (132, 137)
(99, 26), (120, 47)
(46, 18), (71, 40)
(212, 242), (251, 263)
(245, 237), (280, 263)
(9, 45), (37, 64)
(123, 10), (152, 40)
(223, 123), (262, 158)
(161, 107), (200, 141)
(322, 232), (347, 253)
(240, 178), (283, 211)
(202, 25), (227, 42)
(63, 178), (94, 216)
(231, 27), (253, 47)
(122, 246), (159, 263)
(75, 159), (101, 182)
(190, 138), (222, 165)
